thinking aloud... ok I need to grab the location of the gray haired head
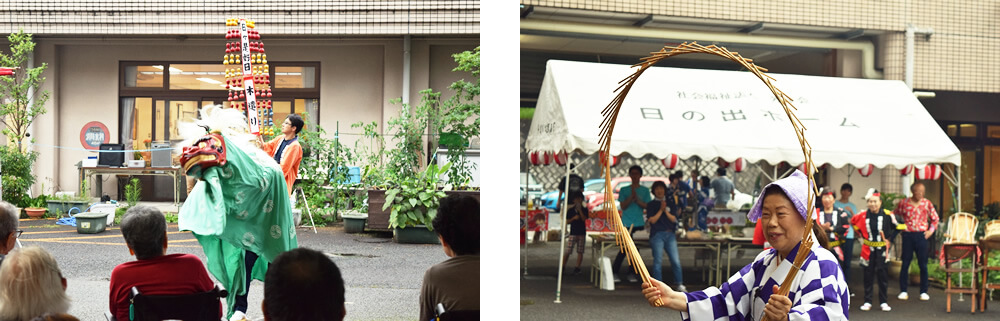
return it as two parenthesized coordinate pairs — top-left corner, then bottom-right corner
(120, 205), (167, 260)
(0, 201), (18, 254)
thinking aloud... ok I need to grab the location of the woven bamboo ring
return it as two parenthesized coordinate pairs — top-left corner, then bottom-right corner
(598, 42), (818, 309)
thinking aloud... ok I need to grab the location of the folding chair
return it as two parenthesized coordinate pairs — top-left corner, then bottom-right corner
(105, 284), (228, 321)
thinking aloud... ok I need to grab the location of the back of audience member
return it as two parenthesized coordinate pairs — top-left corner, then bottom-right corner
(0, 201), (20, 262)
(0, 246), (78, 321)
(109, 205), (218, 321)
(262, 247), (345, 321)
(420, 194), (480, 321)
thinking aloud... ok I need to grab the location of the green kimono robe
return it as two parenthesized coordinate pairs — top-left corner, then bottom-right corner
(178, 134), (298, 317)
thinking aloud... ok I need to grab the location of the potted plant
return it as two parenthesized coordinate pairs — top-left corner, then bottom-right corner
(383, 162), (450, 244)
(342, 190), (368, 234)
(46, 179), (92, 216)
(350, 121), (391, 231)
(25, 195), (47, 218)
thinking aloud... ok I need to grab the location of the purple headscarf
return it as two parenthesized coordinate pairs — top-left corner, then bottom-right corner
(747, 170), (813, 222)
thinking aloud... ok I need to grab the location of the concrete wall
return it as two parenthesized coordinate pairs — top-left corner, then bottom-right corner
(26, 36), (477, 198)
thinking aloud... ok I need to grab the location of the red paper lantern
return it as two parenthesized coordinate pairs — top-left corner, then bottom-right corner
(661, 154), (679, 169)
(599, 151), (619, 167)
(553, 151), (568, 166)
(529, 151), (551, 166)
(915, 164), (941, 180)
(732, 158), (749, 173)
(857, 164), (875, 177)
(899, 164), (915, 176)
(717, 158), (731, 169)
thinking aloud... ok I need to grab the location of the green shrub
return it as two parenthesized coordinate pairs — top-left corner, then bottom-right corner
(0, 145), (37, 207)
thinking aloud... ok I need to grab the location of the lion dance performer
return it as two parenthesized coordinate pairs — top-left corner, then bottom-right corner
(176, 105), (297, 320)
(642, 171), (848, 320)
(850, 189), (904, 312)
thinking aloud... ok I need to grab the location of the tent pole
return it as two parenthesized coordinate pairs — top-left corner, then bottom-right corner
(524, 162), (530, 276)
(554, 160), (571, 303)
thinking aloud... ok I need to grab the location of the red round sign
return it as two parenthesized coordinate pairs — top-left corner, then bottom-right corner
(79, 121), (110, 150)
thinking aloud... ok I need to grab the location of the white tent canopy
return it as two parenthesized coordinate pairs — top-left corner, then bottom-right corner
(526, 60), (960, 169)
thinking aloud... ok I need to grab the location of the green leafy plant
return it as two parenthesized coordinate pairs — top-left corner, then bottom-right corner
(164, 212), (179, 223)
(434, 47), (480, 189)
(385, 89), (439, 185)
(383, 162), (451, 230)
(351, 121), (387, 189)
(28, 195), (47, 209)
(0, 30), (50, 151)
(124, 178), (142, 208)
(296, 114), (360, 224)
(0, 145), (38, 207)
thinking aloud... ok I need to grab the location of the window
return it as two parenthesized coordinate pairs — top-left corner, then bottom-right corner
(274, 66), (317, 88)
(123, 65), (164, 88)
(121, 62), (320, 155)
(169, 64), (227, 90)
(946, 124), (977, 137)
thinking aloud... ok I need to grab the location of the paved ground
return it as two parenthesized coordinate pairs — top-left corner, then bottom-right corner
(16, 202), (447, 321)
(519, 232), (1000, 320)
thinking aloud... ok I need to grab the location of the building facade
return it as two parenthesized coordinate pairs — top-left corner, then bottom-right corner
(1, 1), (479, 200)
(521, 0), (999, 213)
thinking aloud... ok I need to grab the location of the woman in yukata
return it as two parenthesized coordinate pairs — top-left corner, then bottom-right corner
(642, 170), (849, 321)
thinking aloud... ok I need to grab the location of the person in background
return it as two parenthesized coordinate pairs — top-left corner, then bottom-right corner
(710, 167), (735, 208)
(613, 165), (650, 283)
(419, 194), (480, 321)
(815, 187), (851, 268)
(562, 191), (589, 275)
(258, 114), (305, 197)
(0, 247), (79, 321)
(690, 176), (713, 232)
(109, 206), (218, 321)
(262, 248), (346, 321)
(0, 201), (21, 264)
(852, 190), (905, 312)
(833, 183), (857, 291)
(894, 182), (939, 302)
(647, 181), (686, 292)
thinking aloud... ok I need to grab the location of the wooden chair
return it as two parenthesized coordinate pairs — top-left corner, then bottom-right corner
(942, 212), (979, 313)
(979, 220), (1000, 312)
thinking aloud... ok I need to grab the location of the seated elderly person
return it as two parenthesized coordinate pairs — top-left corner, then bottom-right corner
(0, 246), (78, 321)
(109, 205), (218, 321)
(419, 194), (480, 321)
(0, 201), (22, 263)
(263, 247), (346, 321)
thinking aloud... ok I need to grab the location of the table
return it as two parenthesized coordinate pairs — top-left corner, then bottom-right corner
(79, 166), (183, 205)
(589, 233), (730, 289)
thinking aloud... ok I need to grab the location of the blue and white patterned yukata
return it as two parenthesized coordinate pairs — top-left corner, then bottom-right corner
(681, 239), (849, 321)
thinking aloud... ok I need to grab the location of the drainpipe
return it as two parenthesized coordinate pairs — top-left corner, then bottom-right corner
(904, 24), (934, 89)
(521, 20), (884, 79)
(902, 24), (934, 199)
(403, 35), (411, 105)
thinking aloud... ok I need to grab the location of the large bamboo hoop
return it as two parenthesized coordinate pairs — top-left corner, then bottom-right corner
(599, 42), (818, 314)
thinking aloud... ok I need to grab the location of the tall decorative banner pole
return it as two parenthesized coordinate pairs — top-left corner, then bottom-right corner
(598, 43), (818, 313)
(224, 18), (273, 136)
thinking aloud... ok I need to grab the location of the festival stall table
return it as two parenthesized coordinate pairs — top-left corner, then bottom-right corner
(589, 233), (727, 289)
